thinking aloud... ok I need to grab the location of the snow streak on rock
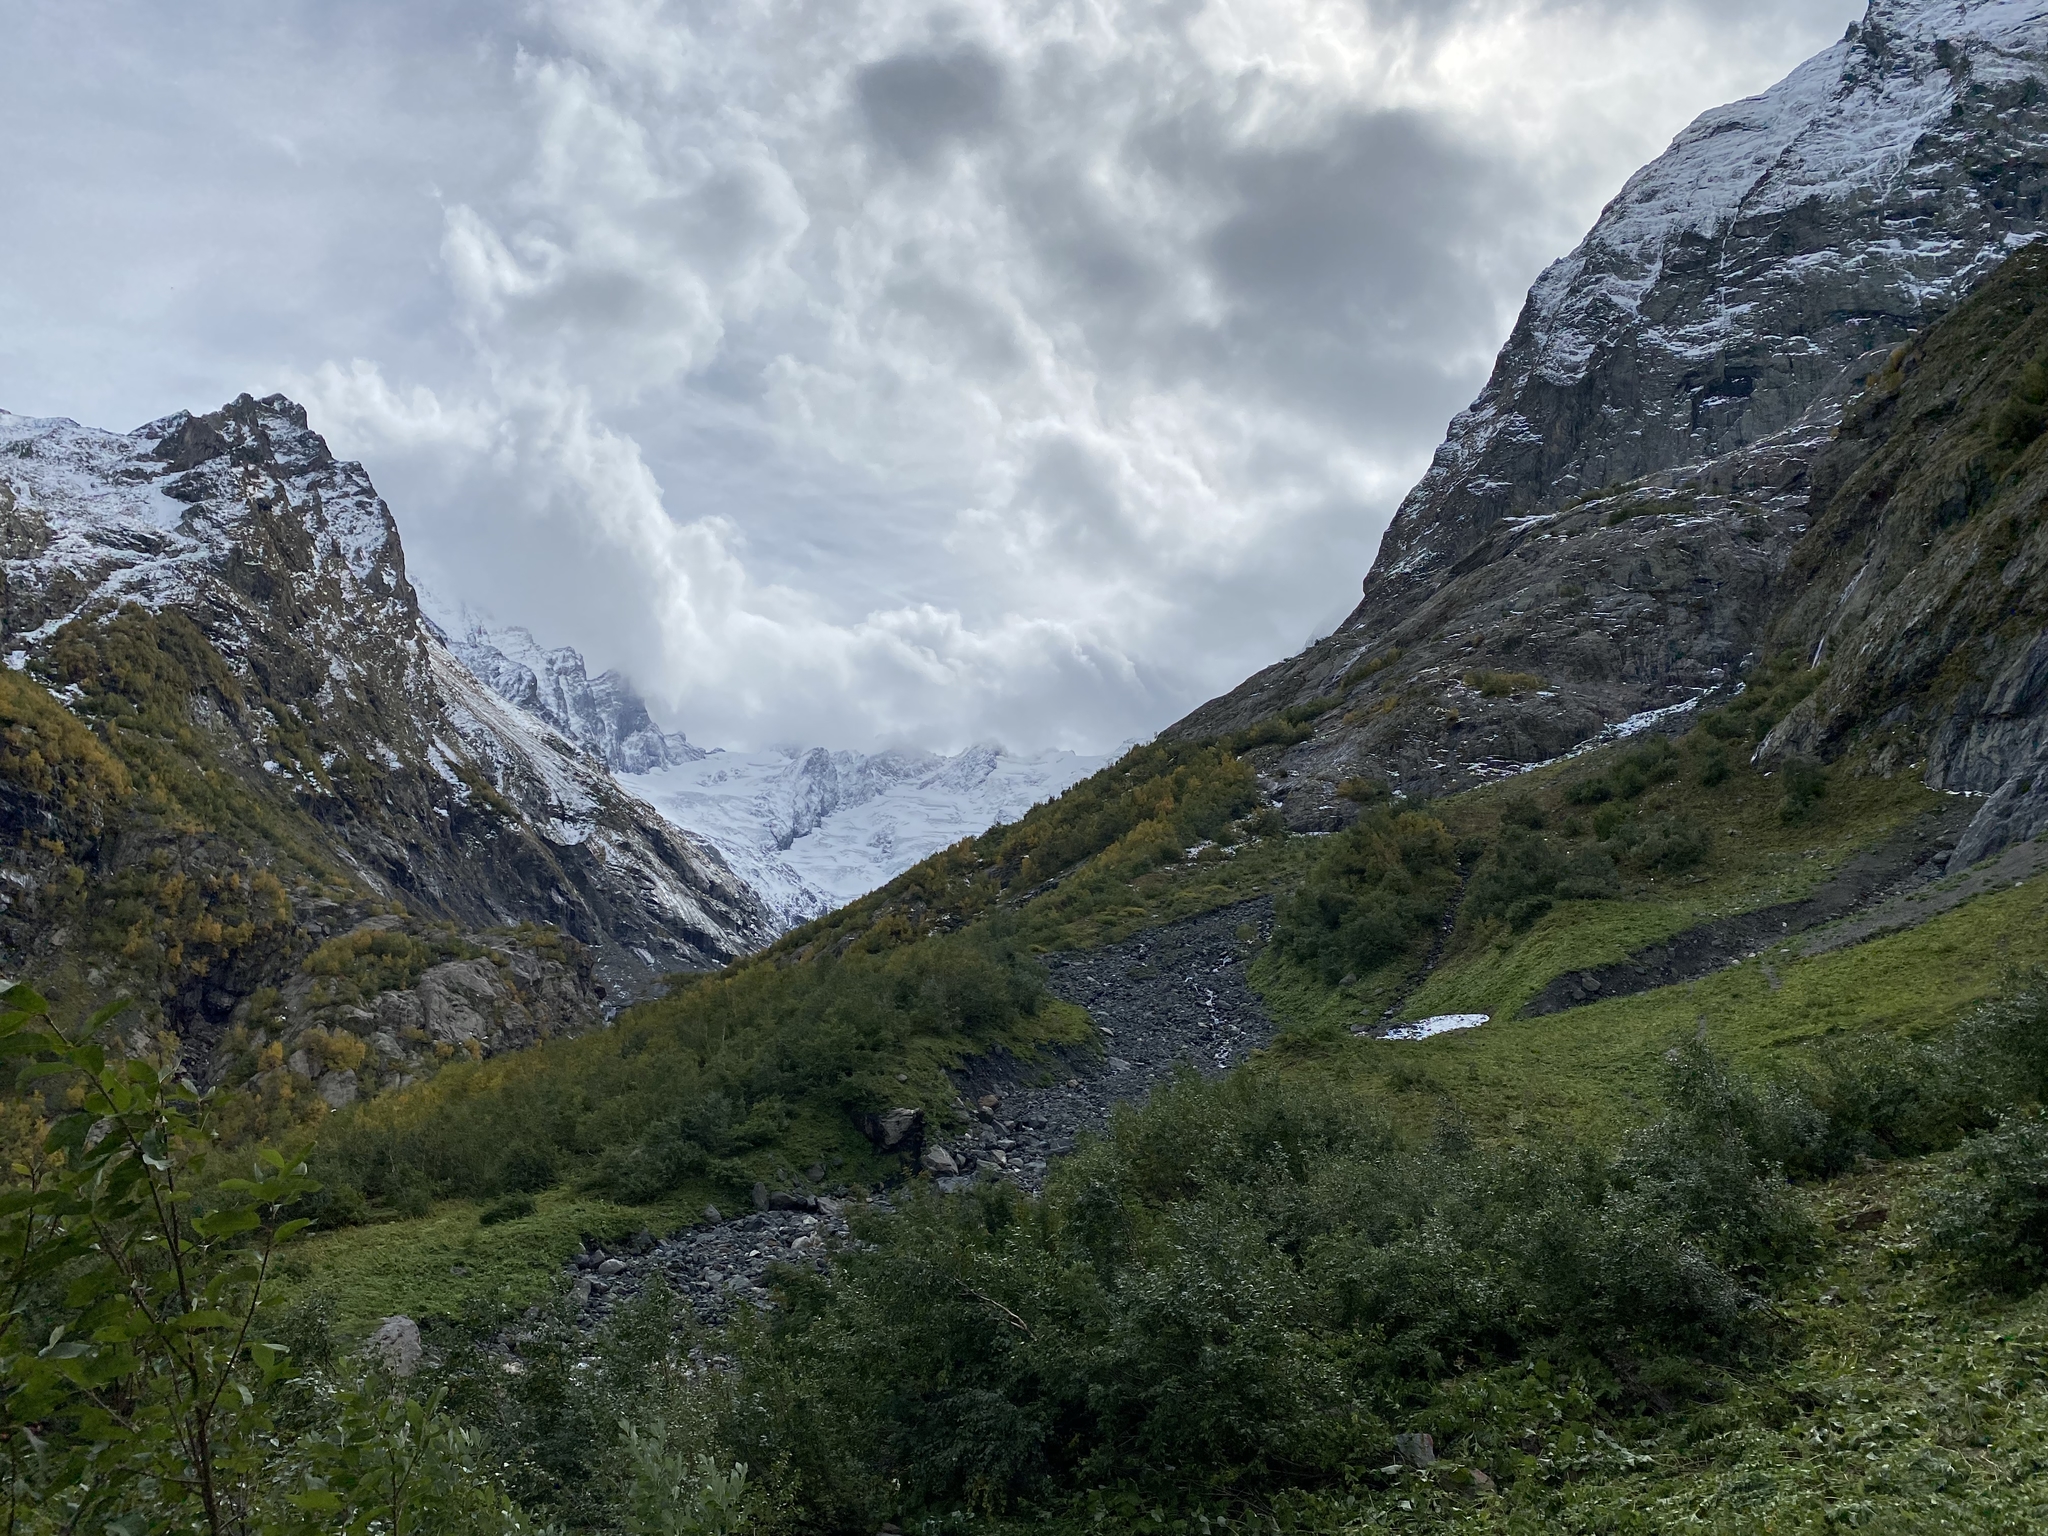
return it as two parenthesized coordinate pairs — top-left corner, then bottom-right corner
(1374, 0), (2048, 592)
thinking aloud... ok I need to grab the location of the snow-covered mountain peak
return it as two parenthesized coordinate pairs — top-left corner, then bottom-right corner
(421, 604), (702, 776)
(1368, 0), (2048, 597)
(0, 395), (421, 700)
(0, 393), (775, 990)
(619, 742), (1107, 929)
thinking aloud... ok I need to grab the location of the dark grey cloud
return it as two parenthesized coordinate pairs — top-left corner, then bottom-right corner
(857, 44), (1007, 166)
(1196, 109), (1518, 441)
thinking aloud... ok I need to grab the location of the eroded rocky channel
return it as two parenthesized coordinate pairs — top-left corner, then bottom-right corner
(572, 899), (1278, 1324)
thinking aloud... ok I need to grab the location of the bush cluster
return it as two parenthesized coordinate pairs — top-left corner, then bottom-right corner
(606, 1043), (1823, 1529)
(479, 978), (2048, 1532)
(1273, 808), (1460, 981)
(1462, 827), (1619, 930)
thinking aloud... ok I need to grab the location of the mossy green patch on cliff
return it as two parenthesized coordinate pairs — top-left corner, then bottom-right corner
(0, 608), (348, 1036)
(1353, 865), (2048, 1143)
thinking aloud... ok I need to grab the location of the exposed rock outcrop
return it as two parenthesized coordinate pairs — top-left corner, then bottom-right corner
(1169, 2), (2048, 866)
(442, 618), (702, 774)
(0, 393), (776, 1055)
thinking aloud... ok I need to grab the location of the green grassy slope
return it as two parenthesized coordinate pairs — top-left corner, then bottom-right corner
(288, 684), (2028, 1303)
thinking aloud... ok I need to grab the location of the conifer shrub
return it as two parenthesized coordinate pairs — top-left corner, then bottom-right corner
(1462, 829), (1618, 932)
(1462, 669), (1545, 698)
(1991, 356), (2048, 452)
(479, 1192), (538, 1226)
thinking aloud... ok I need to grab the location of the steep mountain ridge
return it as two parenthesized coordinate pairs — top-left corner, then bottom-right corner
(1171, 0), (2048, 869)
(1764, 244), (2048, 860)
(0, 395), (774, 1047)
(439, 614), (702, 775)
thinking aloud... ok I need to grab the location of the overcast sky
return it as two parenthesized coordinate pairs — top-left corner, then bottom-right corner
(0, 0), (1859, 753)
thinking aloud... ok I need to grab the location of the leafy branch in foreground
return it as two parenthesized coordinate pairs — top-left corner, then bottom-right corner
(0, 982), (521, 1535)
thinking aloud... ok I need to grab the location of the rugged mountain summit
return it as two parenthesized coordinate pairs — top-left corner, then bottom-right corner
(442, 616), (702, 774)
(0, 394), (773, 1054)
(1173, 0), (2048, 863)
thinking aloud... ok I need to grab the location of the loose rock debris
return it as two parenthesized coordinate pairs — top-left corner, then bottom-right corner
(570, 898), (1279, 1323)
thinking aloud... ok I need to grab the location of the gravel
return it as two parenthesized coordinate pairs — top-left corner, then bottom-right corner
(567, 897), (1279, 1324)
(942, 896), (1277, 1193)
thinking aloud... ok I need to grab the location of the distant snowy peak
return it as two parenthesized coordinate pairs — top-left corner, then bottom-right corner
(435, 614), (703, 775)
(1365, 0), (2048, 599)
(430, 607), (1105, 932)
(623, 742), (1108, 931)
(753, 743), (1005, 850)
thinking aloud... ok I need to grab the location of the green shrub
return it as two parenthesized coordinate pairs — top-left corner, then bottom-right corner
(497, 1145), (558, 1195)
(479, 1192), (537, 1226)
(1992, 357), (2048, 452)
(1563, 774), (1613, 806)
(1777, 756), (1829, 822)
(1610, 737), (1678, 799)
(1463, 829), (1618, 931)
(1623, 813), (1708, 874)
(1337, 776), (1392, 805)
(1462, 669), (1545, 698)
(1244, 806), (1288, 839)
(1923, 1113), (2048, 1292)
(1274, 809), (1459, 982)
(1342, 648), (1403, 688)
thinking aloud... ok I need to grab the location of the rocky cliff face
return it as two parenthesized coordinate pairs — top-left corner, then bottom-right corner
(1369, 0), (2048, 605)
(1170, 0), (2048, 866)
(1764, 243), (2048, 863)
(0, 393), (775, 1061)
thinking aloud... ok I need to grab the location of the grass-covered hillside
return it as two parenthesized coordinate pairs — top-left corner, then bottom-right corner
(215, 630), (2044, 1531)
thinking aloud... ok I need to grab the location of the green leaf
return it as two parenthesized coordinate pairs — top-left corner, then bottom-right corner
(192, 1206), (261, 1238)
(2, 983), (51, 1013)
(85, 996), (134, 1032)
(168, 1309), (240, 1331)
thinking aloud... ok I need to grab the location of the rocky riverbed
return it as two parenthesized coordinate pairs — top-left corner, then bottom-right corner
(939, 896), (1276, 1193)
(568, 898), (1279, 1323)
(572, 1203), (854, 1324)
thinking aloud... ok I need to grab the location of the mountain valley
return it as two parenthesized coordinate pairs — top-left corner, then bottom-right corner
(10, 2), (2048, 1532)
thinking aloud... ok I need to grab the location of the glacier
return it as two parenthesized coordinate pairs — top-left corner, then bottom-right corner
(620, 743), (1108, 929)
(441, 615), (1106, 931)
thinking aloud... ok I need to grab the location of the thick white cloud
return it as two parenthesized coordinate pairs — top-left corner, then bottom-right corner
(0, 0), (1858, 750)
